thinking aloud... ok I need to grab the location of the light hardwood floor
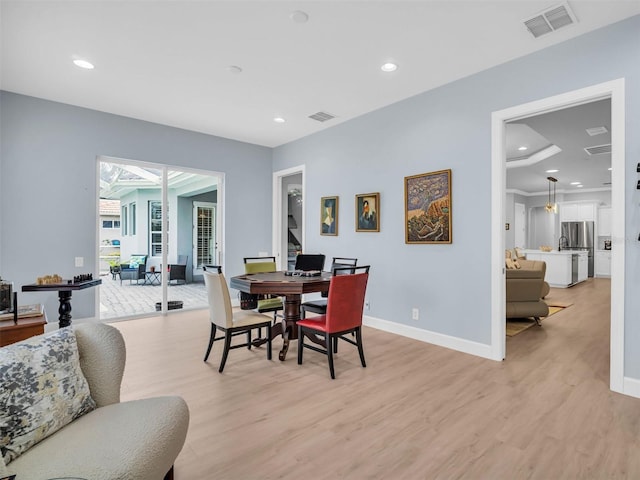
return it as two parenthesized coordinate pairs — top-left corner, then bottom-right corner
(113, 278), (640, 479)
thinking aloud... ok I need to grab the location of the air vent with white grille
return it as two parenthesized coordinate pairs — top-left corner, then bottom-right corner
(584, 144), (612, 155)
(586, 126), (608, 136)
(524, 2), (577, 38)
(308, 111), (336, 122)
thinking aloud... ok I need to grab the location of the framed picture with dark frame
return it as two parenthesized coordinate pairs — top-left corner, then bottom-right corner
(355, 192), (380, 232)
(405, 169), (452, 244)
(320, 196), (338, 236)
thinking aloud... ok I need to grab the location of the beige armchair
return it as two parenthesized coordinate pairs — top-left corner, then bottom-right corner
(506, 260), (549, 325)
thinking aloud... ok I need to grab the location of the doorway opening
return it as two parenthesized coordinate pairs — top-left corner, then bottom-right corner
(272, 166), (305, 271)
(97, 156), (223, 320)
(491, 79), (625, 394)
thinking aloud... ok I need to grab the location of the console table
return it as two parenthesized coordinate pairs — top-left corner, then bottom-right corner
(0, 313), (47, 347)
(22, 279), (102, 328)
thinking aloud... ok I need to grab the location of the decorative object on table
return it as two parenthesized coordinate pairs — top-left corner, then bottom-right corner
(539, 245), (553, 252)
(284, 270), (322, 277)
(405, 169), (452, 244)
(73, 273), (93, 283)
(0, 277), (13, 314)
(36, 274), (63, 285)
(355, 192), (380, 232)
(320, 196), (338, 236)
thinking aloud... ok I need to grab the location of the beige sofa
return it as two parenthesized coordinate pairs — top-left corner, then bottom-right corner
(1, 323), (189, 480)
(506, 259), (550, 324)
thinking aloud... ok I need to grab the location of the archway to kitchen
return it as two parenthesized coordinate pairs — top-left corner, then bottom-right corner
(490, 79), (625, 394)
(97, 156), (223, 320)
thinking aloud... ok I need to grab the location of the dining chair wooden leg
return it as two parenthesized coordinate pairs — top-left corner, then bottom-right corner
(333, 336), (338, 354)
(203, 323), (216, 361)
(327, 332), (335, 379)
(266, 324), (272, 360)
(219, 330), (233, 373)
(297, 325), (304, 365)
(356, 327), (366, 368)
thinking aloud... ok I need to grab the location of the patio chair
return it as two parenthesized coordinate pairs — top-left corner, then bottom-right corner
(119, 254), (147, 285)
(169, 255), (188, 285)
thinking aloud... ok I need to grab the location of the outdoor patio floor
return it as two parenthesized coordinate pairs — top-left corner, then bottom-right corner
(99, 273), (208, 320)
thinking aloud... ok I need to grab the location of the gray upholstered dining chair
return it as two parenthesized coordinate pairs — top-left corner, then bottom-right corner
(203, 269), (272, 373)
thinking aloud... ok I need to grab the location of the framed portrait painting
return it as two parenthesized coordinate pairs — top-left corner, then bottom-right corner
(355, 192), (380, 232)
(405, 169), (452, 244)
(320, 196), (338, 235)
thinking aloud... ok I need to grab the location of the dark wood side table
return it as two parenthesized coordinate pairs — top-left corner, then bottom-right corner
(0, 313), (47, 347)
(22, 279), (102, 328)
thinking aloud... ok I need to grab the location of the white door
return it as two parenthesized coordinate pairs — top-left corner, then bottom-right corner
(193, 202), (217, 274)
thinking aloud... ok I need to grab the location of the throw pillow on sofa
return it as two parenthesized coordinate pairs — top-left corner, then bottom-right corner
(0, 327), (96, 465)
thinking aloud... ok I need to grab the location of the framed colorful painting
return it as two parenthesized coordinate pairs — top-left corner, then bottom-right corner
(320, 196), (338, 236)
(405, 169), (452, 244)
(355, 192), (380, 232)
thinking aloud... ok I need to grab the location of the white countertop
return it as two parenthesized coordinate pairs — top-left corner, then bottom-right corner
(522, 249), (587, 256)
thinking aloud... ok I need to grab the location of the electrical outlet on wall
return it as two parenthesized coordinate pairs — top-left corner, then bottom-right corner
(412, 308), (419, 320)
(75, 257), (84, 267)
(365, 300), (370, 310)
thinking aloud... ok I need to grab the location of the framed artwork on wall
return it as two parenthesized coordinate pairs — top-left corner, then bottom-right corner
(320, 196), (338, 235)
(355, 192), (380, 232)
(405, 169), (452, 244)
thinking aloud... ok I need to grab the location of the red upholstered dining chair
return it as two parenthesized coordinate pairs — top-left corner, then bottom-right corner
(203, 269), (272, 373)
(297, 265), (370, 379)
(300, 257), (357, 319)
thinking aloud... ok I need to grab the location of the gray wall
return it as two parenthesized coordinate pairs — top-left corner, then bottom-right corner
(0, 92), (272, 319)
(272, 16), (640, 376)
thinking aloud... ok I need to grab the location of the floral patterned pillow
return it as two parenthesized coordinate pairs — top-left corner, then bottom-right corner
(0, 327), (96, 464)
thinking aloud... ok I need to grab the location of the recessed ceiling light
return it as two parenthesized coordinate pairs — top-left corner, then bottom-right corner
(381, 63), (398, 72)
(576, 184), (584, 188)
(570, 181), (581, 185)
(518, 146), (528, 151)
(227, 65), (242, 74)
(273, 117), (286, 123)
(290, 10), (309, 23)
(73, 59), (94, 69)
(546, 169), (559, 173)
(608, 167), (612, 171)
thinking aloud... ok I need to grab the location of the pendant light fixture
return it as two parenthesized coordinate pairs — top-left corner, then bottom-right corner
(545, 176), (558, 213)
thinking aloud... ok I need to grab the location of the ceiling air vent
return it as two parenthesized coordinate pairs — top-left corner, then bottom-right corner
(524, 2), (577, 38)
(586, 126), (608, 136)
(584, 144), (612, 155)
(308, 111), (336, 122)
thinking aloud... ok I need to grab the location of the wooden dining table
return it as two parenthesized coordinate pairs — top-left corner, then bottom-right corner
(230, 270), (332, 360)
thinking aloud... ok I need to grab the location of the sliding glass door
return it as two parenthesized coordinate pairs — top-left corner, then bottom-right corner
(98, 158), (222, 320)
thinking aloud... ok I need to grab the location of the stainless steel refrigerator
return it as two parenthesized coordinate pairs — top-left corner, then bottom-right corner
(560, 221), (594, 277)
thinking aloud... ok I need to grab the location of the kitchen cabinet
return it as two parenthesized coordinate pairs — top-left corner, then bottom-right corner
(559, 202), (596, 222)
(595, 250), (611, 277)
(598, 207), (612, 236)
(578, 253), (588, 282)
(523, 249), (588, 288)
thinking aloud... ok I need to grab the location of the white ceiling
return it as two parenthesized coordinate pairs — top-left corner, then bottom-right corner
(506, 98), (612, 195)
(1, 1), (638, 152)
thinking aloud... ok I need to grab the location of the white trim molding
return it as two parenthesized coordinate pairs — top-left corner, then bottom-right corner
(364, 315), (494, 360)
(491, 78), (626, 394)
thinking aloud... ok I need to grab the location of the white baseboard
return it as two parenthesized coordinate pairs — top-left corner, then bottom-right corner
(623, 376), (640, 399)
(363, 314), (496, 361)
